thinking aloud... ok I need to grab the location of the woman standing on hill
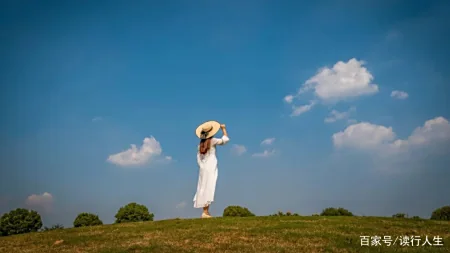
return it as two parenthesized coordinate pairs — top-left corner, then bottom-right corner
(193, 121), (229, 218)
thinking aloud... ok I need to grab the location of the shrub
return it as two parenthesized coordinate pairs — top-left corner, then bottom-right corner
(430, 206), (450, 221)
(42, 224), (64, 231)
(392, 213), (407, 218)
(115, 202), (154, 223)
(0, 208), (43, 236)
(73, 213), (103, 228)
(269, 210), (300, 216)
(320, 207), (353, 216)
(411, 216), (421, 220)
(223, 205), (255, 217)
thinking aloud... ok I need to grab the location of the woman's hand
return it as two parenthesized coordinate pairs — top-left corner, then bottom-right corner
(220, 124), (228, 136)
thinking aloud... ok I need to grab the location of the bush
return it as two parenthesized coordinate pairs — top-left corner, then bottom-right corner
(73, 213), (103, 228)
(223, 205), (255, 217)
(115, 202), (154, 223)
(269, 210), (300, 216)
(320, 207), (353, 216)
(392, 213), (407, 218)
(0, 208), (43, 236)
(430, 206), (450, 221)
(411, 216), (421, 220)
(42, 224), (64, 231)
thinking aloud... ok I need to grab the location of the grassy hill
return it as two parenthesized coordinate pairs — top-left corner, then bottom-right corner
(0, 216), (449, 253)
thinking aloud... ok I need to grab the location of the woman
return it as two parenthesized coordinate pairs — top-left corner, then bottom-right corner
(193, 120), (229, 218)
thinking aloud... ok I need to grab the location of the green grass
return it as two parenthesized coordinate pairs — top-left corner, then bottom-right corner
(1, 216), (449, 253)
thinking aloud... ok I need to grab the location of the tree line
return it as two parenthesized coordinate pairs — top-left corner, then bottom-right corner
(1, 203), (449, 237)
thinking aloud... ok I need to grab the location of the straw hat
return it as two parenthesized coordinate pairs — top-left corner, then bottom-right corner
(195, 120), (221, 139)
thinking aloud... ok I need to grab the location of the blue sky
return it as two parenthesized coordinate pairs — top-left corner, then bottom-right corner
(1, 0), (449, 227)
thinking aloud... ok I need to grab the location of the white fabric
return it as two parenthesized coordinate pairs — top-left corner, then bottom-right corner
(193, 135), (230, 208)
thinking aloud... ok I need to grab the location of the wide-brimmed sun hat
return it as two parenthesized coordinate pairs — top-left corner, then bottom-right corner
(195, 120), (221, 139)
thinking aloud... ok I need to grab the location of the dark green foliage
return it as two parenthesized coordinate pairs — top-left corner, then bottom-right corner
(320, 207), (353, 216)
(312, 213), (320, 216)
(73, 213), (103, 228)
(42, 223), (64, 231)
(0, 208), (43, 236)
(411, 216), (421, 220)
(430, 205), (450, 221)
(115, 202), (154, 223)
(223, 205), (255, 217)
(392, 213), (407, 218)
(269, 210), (300, 216)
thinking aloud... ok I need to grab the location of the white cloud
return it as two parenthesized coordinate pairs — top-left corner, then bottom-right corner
(391, 117), (450, 150)
(290, 101), (316, 117)
(176, 201), (186, 209)
(325, 107), (356, 123)
(25, 192), (53, 212)
(333, 116), (450, 154)
(252, 149), (275, 158)
(107, 136), (167, 167)
(261, 138), (275, 146)
(391, 90), (409, 100)
(231, 144), (247, 156)
(284, 95), (294, 104)
(285, 58), (378, 106)
(333, 122), (396, 150)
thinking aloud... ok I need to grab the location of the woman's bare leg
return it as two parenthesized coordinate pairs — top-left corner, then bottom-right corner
(203, 206), (209, 215)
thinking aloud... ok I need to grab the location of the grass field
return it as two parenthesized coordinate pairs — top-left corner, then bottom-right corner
(0, 216), (449, 253)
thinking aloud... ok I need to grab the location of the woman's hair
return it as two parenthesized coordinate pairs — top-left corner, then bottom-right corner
(199, 137), (212, 155)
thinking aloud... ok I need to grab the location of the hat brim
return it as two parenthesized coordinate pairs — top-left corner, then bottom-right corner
(195, 120), (221, 139)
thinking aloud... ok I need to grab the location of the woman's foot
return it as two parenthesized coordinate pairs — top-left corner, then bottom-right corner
(201, 213), (212, 218)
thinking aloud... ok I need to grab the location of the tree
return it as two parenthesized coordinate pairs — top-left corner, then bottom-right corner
(430, 206), (450, 221)
(269, 210), (300, 216)
(320, 207), (353, 216)
(223, 205), (255, 217)
(392, 213), (407, 218)
(73, 213), (103, 228)
(0, 208), (43, 236)
(115, 202), (154, 223)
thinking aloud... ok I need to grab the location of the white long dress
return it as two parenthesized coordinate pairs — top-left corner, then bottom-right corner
(193, 135), (230, 208)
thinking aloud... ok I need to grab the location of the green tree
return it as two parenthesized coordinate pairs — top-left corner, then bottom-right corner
(223, 205), (255, 217)
(115, 202), (154, 223)
(0, 208), (43, 236)
(73, 213), (103, 228)
(430, 206), (450, 221)
(392, 213), (407, 218)
(320, 207), (353, 216)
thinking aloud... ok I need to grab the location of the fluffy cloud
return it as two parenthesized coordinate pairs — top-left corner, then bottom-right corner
(107, 136), (168, 167)
(391, 90), (409, 100)
(231, 144), (247, 156)
(325, 107), (356, 123)
(25, 192), (53, 212)
(284, 95), (294, 104)
(333, 117), (450, 154)
(252, 149), (275, 158)
(305, 59), (378, 101)
(290, 101), (316, 117)
(391, 117), (450, 150)
(284, 58), (378, 116)
(261, 138), (275, 146)
(333, 123), (396, 150)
